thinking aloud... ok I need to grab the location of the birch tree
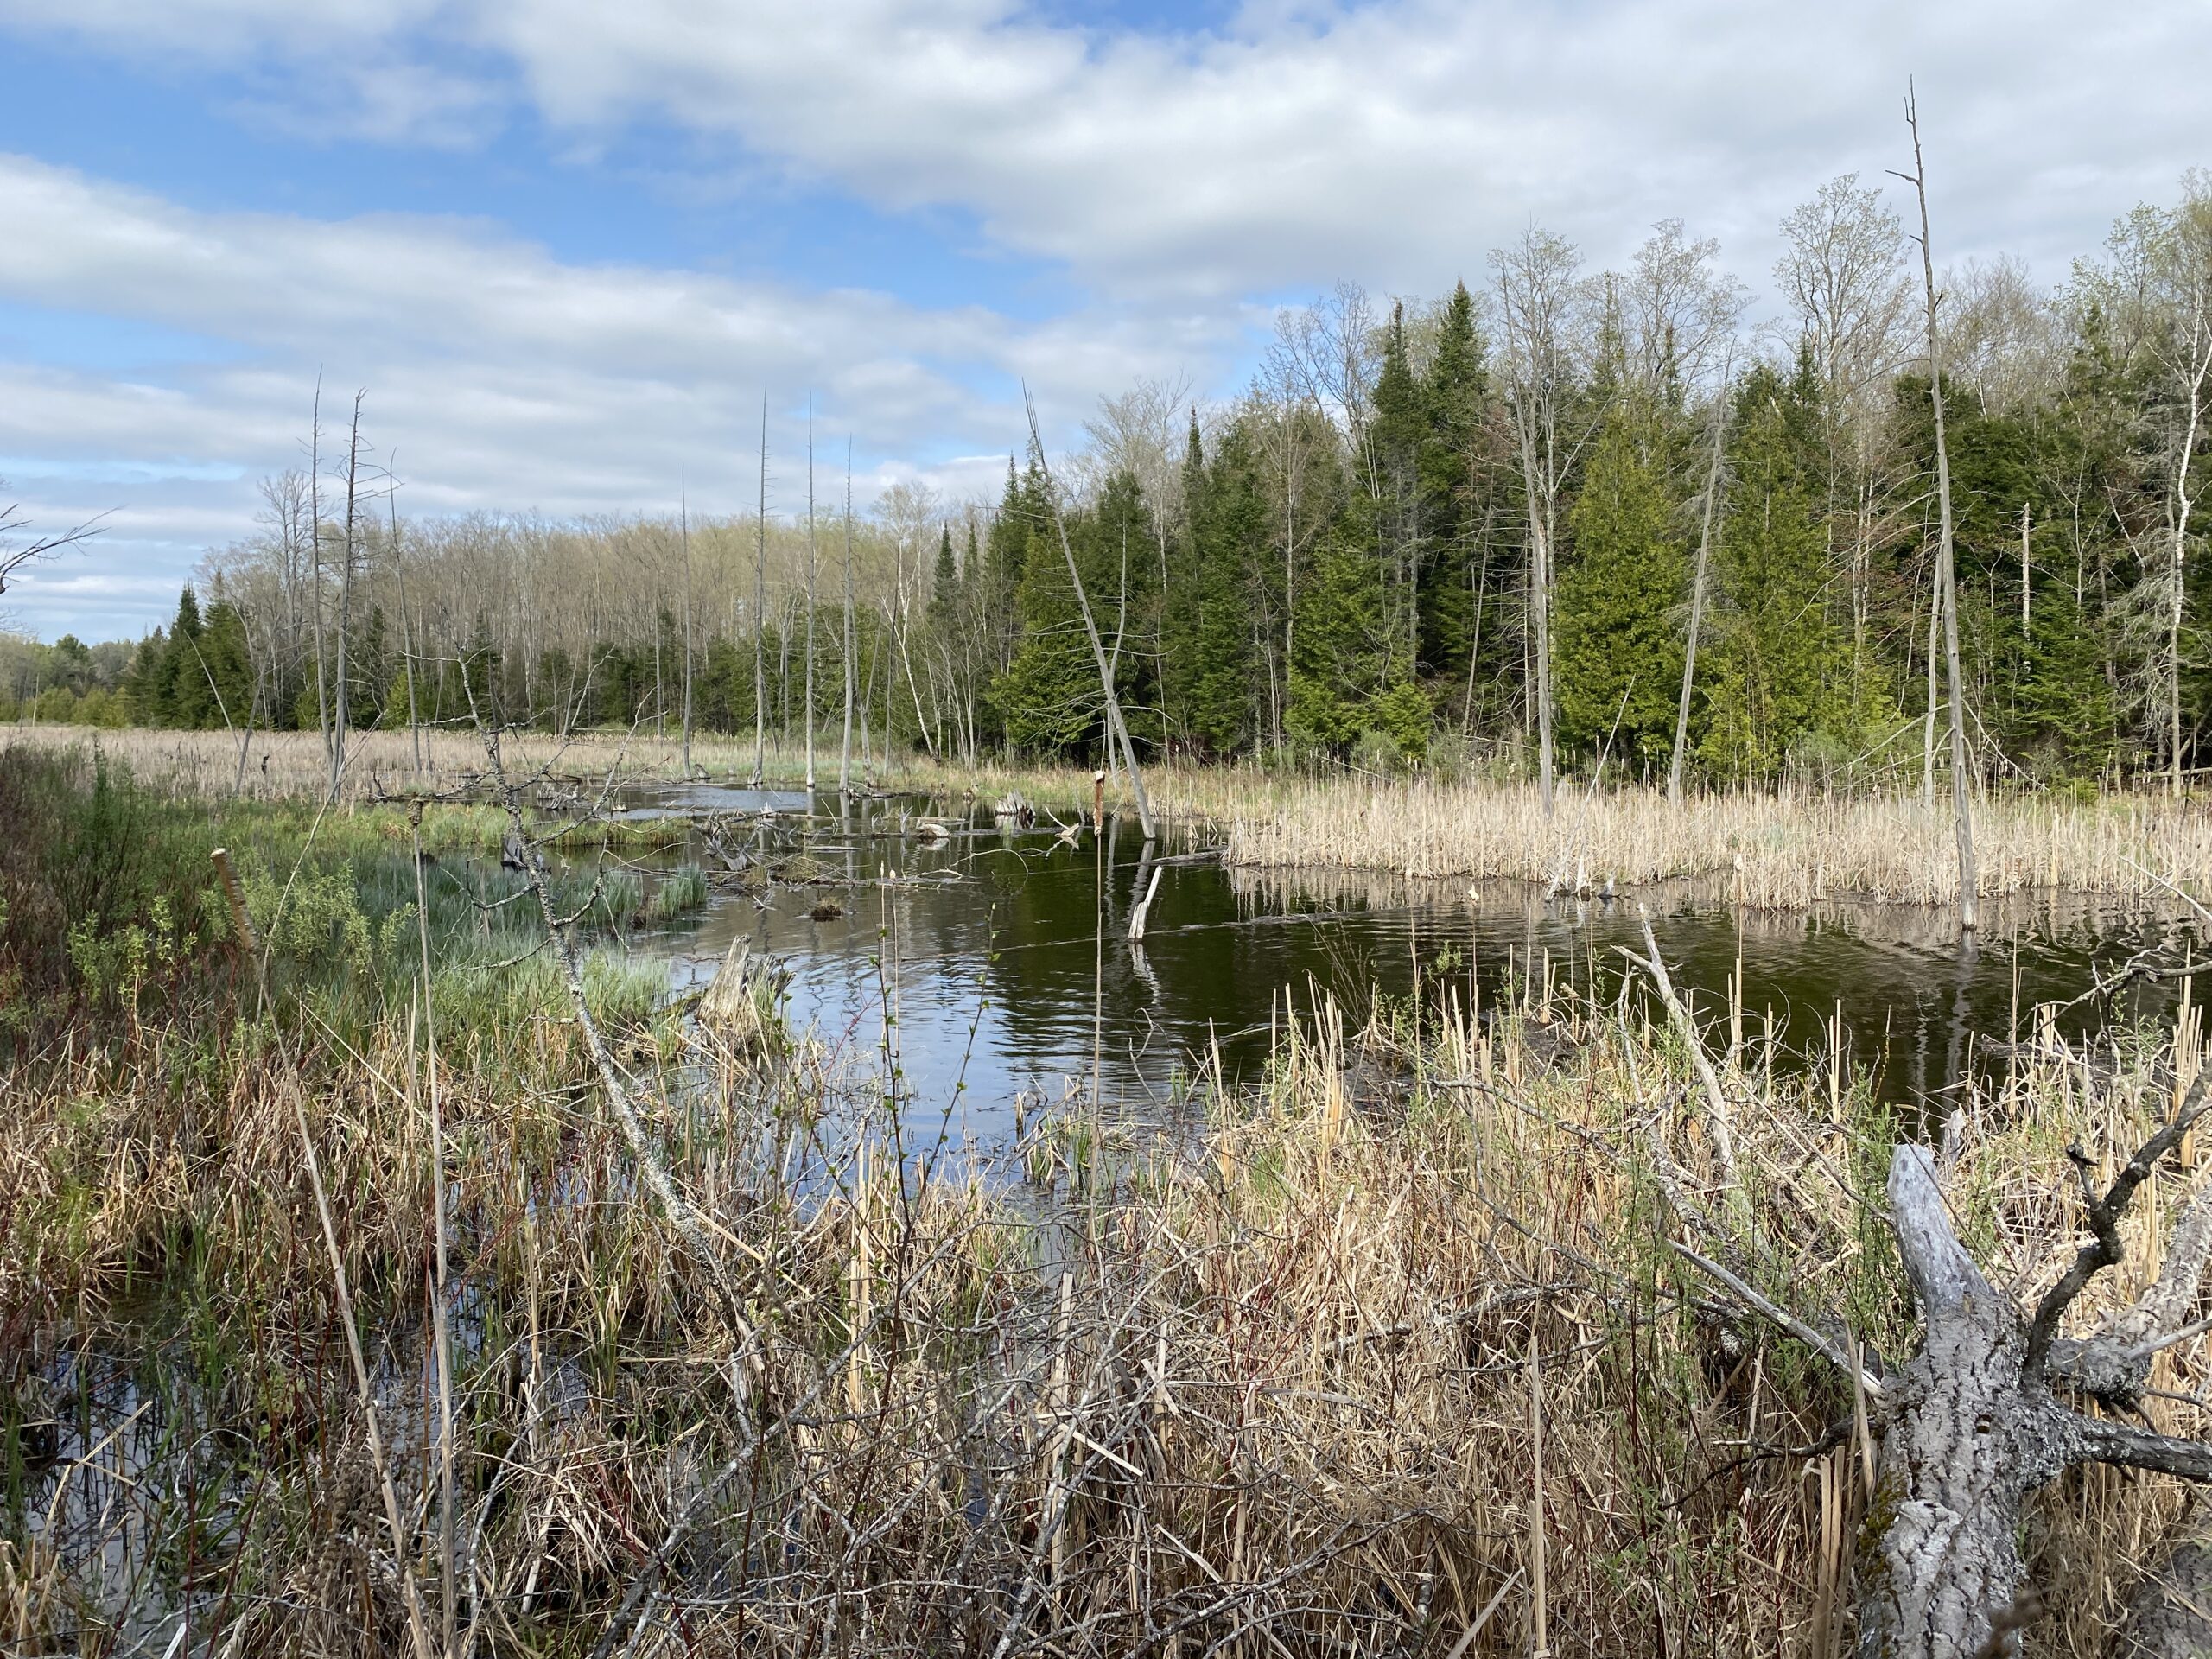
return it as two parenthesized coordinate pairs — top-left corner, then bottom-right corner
(1492, 228), (1589, 816)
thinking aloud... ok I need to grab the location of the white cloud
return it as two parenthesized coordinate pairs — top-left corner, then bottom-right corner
(0, 156), (1209, 633)
(8, 0), (2204, 295)
(3, 0), (2209, 635)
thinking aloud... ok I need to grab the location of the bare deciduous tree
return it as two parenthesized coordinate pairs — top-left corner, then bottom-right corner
(1492, 228), (1590, 817)
(2080, 177), (2212, 797)
(0, 496), (105, 612)
(1897, 92), (1979, 931)
(1624, 218), (1747, 399)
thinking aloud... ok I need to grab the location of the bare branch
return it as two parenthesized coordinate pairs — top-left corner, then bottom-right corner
(2075, 1413), (2212, 1483)
(1669, 1240), (1885, 1397)
(1626, 910), (1742, 1202)
(2025, 1074), (2212, 1383)
(0, 499), (108, 599)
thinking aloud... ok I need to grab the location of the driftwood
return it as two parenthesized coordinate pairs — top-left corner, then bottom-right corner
(1630, 931), (2212, 1657)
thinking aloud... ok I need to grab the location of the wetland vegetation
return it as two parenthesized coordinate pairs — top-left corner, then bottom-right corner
(3, 144), (2212, 1659)
(7, 728), (2212, 1657)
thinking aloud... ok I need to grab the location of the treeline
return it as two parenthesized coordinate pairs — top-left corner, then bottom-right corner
(20, 169), (2211, 791)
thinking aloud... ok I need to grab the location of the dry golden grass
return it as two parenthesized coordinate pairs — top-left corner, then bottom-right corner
(9, 723), (2207, 906)
(1220, 777), (2212, 907)
(10, 948), (2209, 1655)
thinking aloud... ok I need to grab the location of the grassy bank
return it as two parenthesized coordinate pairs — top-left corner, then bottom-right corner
(1217, 776), (2212, 907)
(0, 743), (705, 1060)
(4, 748), (2208, 1654)
(7, 724), (2204, 908)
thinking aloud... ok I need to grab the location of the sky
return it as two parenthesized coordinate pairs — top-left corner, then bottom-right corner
(0, 0), (2203, 641)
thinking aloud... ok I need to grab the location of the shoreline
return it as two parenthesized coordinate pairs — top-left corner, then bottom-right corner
(10, 722), (2205, 911)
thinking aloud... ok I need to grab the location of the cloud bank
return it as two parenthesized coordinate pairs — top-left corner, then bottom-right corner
(0, 0), (2202, 634)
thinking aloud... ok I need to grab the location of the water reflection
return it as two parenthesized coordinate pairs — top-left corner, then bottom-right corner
(612, 787), (2200, 1142)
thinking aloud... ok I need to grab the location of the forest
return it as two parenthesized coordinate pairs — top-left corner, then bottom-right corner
(8, 169), (2209, 801)
(21, 124), (2212, 1656)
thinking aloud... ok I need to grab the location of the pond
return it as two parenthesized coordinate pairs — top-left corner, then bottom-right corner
(610, 785), (2202, 1141)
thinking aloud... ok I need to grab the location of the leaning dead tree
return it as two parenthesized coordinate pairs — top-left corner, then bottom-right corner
(1668, 354), (1731, 806)
(1023, 386), (1155, 841)
(1637, 910), (2212, 1657)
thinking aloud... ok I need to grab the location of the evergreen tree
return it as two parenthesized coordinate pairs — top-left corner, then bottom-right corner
(1700, 361), (1844, 778)
(993, 471), (1157, 758)
(1416, 280), (1486, 681)
(931, 524), (957, 623)
(122, 628), (171, 726)
(1165, 416), (1266, 754)
(1287, 499), (1396, 753)
(1367, 303), (1425, 671)
(156, 587), (213, 728)
(1555, 395), (1687, 764)
(197, 599), (256, 728)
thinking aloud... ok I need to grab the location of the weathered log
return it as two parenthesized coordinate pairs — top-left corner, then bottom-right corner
(1631, 925), (2212, 1654)
(2107, 1503), (2212, 1657)
(1861, 1124), (2212, 1658)
(1858, 1147), (2064, 1656)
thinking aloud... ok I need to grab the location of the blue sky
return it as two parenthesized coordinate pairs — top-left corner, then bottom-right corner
(0, 0), (2203, 640)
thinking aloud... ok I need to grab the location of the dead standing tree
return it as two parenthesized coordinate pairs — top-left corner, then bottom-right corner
(1022, 387), (1155, 841)
(1895, 88), (1980, 931)
(1668, 354), (1732, 805)
(1493, 229), (1587, 818)
(753, 390), (770, 788)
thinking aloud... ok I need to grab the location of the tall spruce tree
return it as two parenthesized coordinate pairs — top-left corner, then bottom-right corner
(1180, 418), (1266, 754)
(1416, 280), (1486, 682)
(1287, 493), (1396, 754)
(1368, 303), (1426, 672)
(1700, 359), (1844, 778)
(1555, 395), (1687, 764)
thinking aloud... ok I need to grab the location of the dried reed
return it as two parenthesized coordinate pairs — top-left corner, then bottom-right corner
(8, 944), (2209, 1655)
(11, 726), (2201, 908)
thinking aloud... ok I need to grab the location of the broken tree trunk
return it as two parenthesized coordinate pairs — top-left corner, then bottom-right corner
(1856, 1145), (2056, 1655)
(1634, 925), (2212, 1656)
(1859, 1094), (2212, 1658)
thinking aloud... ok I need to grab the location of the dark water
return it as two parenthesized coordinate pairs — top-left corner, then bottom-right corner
(598, 786), (2203, 1143)
(11, 787), (2205, 1626)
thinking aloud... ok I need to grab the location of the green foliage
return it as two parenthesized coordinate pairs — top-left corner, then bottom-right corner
(0, 747), (225, 1050)
(993, 469), (1157, 758)
(1287, 512), (1395, 753)
(1415, 280), (1488, 681)
(1556, 396), (1687, 762)
(35, 180), (2212, 786)
(1367, 681), (1434, 763)
(1165, 417), (1264, 754)
(641, 864), (709, 926)
(1699, 361), (1847, 779)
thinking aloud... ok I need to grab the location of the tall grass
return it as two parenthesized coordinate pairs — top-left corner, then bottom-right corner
(15, 725), (2209, 906)
(1218, 777), (2212, 906)
(6, 931), (2206, 1653)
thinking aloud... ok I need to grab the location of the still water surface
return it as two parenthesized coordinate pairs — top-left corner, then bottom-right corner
(616, 786), (2199, 1140)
